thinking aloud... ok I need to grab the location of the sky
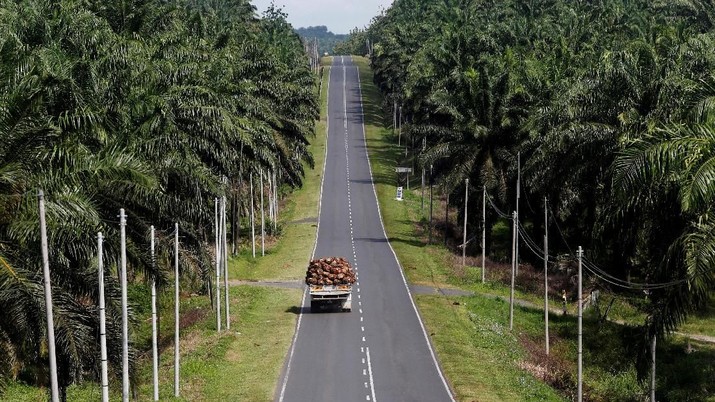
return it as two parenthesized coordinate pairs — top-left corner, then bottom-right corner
(250, 0), (394, 34)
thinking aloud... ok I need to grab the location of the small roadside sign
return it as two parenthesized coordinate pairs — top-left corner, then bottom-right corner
(396, 186), (403, 201)
(395, 167), (412, 173)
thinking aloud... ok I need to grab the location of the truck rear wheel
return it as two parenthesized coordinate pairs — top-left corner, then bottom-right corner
(310, 301), (319, 313)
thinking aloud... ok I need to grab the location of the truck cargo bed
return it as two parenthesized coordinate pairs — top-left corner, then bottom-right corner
(309, 284), (352, 312)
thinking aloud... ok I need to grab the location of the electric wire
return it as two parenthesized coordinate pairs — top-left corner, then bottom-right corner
(518, 223), (558, 260)
(483, 190), (688, 291)
(581, 258), (687, 290)
(547, 203), (574, 255)
(518, 228), (547, 262)
(485, 191), (511, 219)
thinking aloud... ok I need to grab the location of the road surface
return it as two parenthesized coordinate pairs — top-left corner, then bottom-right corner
(276, 56), (455, 402)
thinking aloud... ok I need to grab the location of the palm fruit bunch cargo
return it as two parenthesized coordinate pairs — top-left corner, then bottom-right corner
(305, 257), (356, 286)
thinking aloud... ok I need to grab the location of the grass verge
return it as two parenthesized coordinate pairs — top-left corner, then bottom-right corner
(680, 294), (715, 337)
(133, 286), (301, 401)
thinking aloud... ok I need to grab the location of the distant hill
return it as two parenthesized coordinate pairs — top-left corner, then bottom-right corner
(295, 26), (347, 55)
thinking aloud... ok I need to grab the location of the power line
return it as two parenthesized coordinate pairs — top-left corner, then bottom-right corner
(485, 191), (511, 219)
(547, 203), (574, 255)
(485, 190), (686, 291)
(581, 258), (687, 290)
(519, 208), (685, 290)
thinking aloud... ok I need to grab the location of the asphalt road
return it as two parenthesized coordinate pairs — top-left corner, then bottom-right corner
(276, 56), (455, 402)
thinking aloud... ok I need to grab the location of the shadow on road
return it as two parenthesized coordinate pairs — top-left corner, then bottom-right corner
(354, 237), (388, 243)
(285, 306), (310, 315)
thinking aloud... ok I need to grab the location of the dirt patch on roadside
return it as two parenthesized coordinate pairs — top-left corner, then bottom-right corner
(518, 333), (578, 400)
(288, 217), (318, 225)
(227, 280), (303, 289)
(225, 345), (241, 363)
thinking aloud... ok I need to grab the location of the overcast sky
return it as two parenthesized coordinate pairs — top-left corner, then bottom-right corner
(251, 0), (394, 34)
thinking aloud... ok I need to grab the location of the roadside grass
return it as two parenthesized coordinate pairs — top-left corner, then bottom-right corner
(658, 337), (715, 401)
(680, 293), (715, 337)
(1, 383), (99, 401)
(417, 294), (564, 401)
(133, 286), (301, 401)
(353, 55), (715, 401)
(320, 55), (333, 66)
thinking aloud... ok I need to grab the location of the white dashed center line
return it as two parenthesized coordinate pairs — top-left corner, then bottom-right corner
(342, 61), (376, 402)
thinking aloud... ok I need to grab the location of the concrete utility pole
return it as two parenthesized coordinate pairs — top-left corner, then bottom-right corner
(268, 173), (274, 223)
(119, 208), (129, 402)
(273, 170), (278, 231)
(232, 186), (238, 256)
(260, 170), (265, 256)
(515, 152), (520, 275)
(97, 233), (109, 402)
(544, 197), (549, 355)
(482, 186), (486, 283)
(421, 168), (425, 210)
(393, 100), (397, 142)
(421, 138), (426, 210)
(462, 178), (468, 266)
(444, 185), (449, 246)
(398, 105), (402, 146)
(510, 211), (517, 331)
(222, 196), (230, 330)
(250, 173), (256, 258)
(174, 223), (180, 397)
(38, 191), (59, 402)
(215, 198), (221, 332)
(651, 335), (656, 402)
(150, 227), (159, 401)
(577, 246), (583, 402)
(428, 165), (434, 245)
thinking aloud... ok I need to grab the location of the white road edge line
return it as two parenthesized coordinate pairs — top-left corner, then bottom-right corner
(366, 346), (377, 402)
(277, 286), (307, 402)
(354, 62), (456, 401)
(277, 58), (334, 402)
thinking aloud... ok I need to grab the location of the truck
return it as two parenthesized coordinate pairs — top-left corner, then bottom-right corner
(305, 257), (356, 313)
(309, 284), (352, 312)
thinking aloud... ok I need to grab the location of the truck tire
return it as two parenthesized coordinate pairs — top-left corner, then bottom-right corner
(310, 301), (319, 313)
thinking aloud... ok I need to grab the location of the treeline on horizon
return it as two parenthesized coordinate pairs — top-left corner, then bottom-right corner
(0, 0), (317, 398)
(340, 0), (715, 365)
(295, 25), (348, 55)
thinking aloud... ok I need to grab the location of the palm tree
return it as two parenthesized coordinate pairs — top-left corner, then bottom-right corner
(613, 122), (715, 338)
(1, 0), (319, 397)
